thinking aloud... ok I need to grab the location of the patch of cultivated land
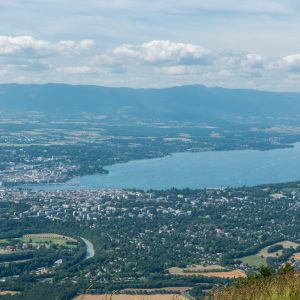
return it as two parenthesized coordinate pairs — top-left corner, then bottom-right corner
(0, 249), (9, 254)
(258, 240), (299, 258)
(168, 265), (246, 278)
(23, 233), (77, 242)
(240, 254), (267, 267)
(21, 233), (78, 247)
(121, 287), (191, 292)
(0, 291), (20, 295)
(169, 264), (224, 275)
(0, 233), (78, 256)
(74, 295), (186, 300)
(239, 240), (299, 266)
(291, 252), (300, 260)
(198, 270), (246, 279)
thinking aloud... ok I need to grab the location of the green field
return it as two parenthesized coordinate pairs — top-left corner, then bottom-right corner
(20, 237), (77, 248)
(0, 235), (78, 255)
(240, 255), (267, 267)
(20, 237), (66, 245)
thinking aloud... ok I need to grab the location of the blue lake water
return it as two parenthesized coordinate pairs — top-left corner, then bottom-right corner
(18, 143), (300, 190)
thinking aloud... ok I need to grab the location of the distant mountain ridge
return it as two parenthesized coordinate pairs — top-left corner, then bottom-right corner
(0, 83), (299, 121)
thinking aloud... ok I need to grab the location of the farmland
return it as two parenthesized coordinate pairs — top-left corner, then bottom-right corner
(239, 240), (299, 267)
(0, 233), (78, 255)
(258, 241), (299, 258)
(21, 233), (78, 247)
(169, 265), (224, 275)
(240, 255), (267, 267)
(121, 288), (192, 293)
(168, 265), (246, 278)
(74, 295), (187, 300)
(0, 291), (20, 296)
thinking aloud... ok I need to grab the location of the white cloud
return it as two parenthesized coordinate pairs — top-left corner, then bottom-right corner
(0, 36), (95, 57)
(155, 65), (194, 75)
(57, 66), (97, 75)
(240, 54), (266, 69)
(217, 52), (267, 70)
(278, 54), (300, 72)
(113, 40), (212, 65)
(57, 40), (95, 55)
(0, 36), (300, 91)
(0, 36), (48, 56)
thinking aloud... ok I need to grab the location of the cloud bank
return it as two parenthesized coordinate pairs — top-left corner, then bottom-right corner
(0, 36), (299, 91)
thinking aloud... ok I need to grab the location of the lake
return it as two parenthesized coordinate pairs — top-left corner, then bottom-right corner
(17, 143), (300, 190)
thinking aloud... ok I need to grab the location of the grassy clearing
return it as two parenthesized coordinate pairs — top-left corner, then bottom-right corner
(20, 233), (78, 248)
(240, 254), (267, 267)
(121, 287), (192, 292)
(0, 291), (20, 296)
(23, 233), (77, 241)
(291, 253), (300, 260)
(207, 272), (300, 300)
(0, 234), (78, 255)
(74, 295), (187, 300)
(169, 265), (224, 275)
(20, 237), (67, 244)
(0, 249), (9, 254)
(239, 240), (299, 266)
(258, 240), (299, 258)
(168, 265), (245, 278)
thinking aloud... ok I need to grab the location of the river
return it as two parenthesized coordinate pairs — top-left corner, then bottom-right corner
(81, 237), (95, 260)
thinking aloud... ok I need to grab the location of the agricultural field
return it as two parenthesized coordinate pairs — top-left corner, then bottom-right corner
(240, 254), (267, 267)
(291, 253), (300, 261)
(0, 291), (20, 296)
(21, 233), (77, 247)
(168, 265), (245, 278)
(169, 264), (224, 275)
(121, 288), (192, 293)
(239, 240), (299, 267)
(258, 241), (299, 258)
(196, 270), (246, 279)
(74, 295), (187, 300)
(0, 233), (78, 255)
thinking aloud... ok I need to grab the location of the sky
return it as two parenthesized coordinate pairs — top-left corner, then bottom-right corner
(0, 0), (300, 91)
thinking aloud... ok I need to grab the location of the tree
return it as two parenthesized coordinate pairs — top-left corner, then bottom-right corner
(258, 265), (272, 278)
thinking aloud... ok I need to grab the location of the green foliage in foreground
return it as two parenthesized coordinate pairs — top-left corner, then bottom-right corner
(207, 264), (300, 300)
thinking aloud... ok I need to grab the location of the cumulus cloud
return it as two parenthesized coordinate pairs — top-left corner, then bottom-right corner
(56, 40), (95, 55)
(0, 35), (96, 75)
(0, 36), (300, 90)
(105, 41), (270, 77)
(0, 36), (95, 57)
(217, 51), (267, 70)
(57, 66), (97, 75)
(112, 40), (213, 65)
(278, 54), (300, 72)
(155, 65), (193, 75)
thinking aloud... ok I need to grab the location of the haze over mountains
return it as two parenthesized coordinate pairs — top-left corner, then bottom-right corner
(0, 84), (300, 122)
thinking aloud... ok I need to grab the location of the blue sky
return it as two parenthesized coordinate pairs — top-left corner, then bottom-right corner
(0, 0), (300, 90)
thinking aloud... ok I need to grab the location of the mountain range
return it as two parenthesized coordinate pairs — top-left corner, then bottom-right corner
(0, 84), (299, 121)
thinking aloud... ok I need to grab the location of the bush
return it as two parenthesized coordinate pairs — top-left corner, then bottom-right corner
(267, 244), (284, 253)
(207, 264), (298, 300)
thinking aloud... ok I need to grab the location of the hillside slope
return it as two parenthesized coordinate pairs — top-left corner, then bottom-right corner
(0, 84), (300, 122)
(207, 269), (300, 300)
